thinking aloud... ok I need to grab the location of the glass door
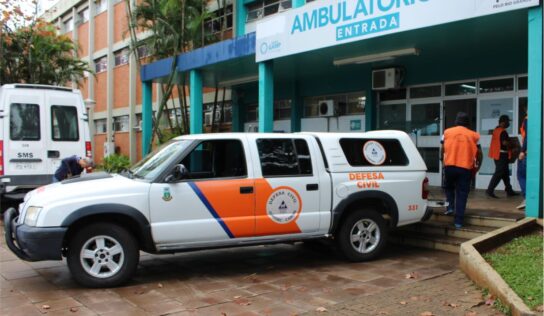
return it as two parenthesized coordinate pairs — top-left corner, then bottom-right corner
(410, 102), (441, 186)
(443, 98), (477, 187)
(476, 97), (515, 190)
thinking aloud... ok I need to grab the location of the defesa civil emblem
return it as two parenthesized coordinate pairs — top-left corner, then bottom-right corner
(162, 187), (173, 202)
(266, 187), (302, 224)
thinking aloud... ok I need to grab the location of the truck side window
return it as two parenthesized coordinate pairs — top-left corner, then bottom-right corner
(339, 138), (409, 166)
(51, 106), (79, 141)
(256, 139), (313, 177)
(181, 140), (247, 180)
(10, 103), (40, 141)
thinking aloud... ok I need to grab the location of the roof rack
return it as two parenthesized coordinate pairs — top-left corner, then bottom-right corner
(13, 84), (73, 92)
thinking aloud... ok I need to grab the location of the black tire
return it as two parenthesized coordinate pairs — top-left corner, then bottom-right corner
(67, 223), (139, 288)
(336, 209), (388, 262)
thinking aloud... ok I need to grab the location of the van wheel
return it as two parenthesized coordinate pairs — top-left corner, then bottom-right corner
(67, 223), (139, 288)
(336, 209), (387, 262)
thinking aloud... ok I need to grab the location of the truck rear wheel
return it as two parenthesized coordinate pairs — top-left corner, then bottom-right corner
(67, 223), (139, 287)
(336, 209), (388, 262)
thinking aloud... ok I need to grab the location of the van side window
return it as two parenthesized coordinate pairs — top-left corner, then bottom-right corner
(10, 103), (40, 141)
(339, 138), (409, 166)
(256, 139), (313, 177)
(180, 140), (247, 180)
(51, 106), (79, 141)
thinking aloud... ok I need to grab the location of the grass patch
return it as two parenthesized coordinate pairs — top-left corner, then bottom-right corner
(483, 232), (543, 311)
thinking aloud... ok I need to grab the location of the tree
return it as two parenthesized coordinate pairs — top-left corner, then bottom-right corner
(0, 0), (91, 86)
(126, 0), (232, 147)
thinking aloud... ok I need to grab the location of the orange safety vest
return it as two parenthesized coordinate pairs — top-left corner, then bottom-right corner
(443, 126), (480, 170)
(520, 116), (527, 140)
(489, 127), (511, 160)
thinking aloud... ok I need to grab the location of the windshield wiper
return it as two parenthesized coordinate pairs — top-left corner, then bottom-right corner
(121, 169), (135, 179)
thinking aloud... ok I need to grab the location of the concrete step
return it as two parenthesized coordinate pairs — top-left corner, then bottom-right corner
(430, 209), (523, 228)
(399, 220), (496, 240)
(390, 230), (469, 253)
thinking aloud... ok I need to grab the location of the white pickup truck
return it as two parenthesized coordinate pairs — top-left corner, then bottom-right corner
(4, 131), (432, 287)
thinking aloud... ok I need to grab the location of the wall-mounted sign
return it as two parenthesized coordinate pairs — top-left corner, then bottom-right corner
(350, 119), (362, 131)
(256, 0), (539, 62)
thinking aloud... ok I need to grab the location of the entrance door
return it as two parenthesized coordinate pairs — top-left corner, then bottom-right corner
(476, 97), (516, 190)
(410, 102), (441, 186)
(443, 99), (477, 186)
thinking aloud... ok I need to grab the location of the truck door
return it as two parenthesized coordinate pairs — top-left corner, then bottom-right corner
(149, 138), (255, 246)
(45, 91), (86, 176)
(250, 137), (321, 236)
(4, 90), (47, 180)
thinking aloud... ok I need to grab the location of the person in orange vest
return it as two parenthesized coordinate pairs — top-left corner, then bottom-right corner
(441, 112), (483, 228)
(517, 113), (528, 209)
(486, 115), (519, 198)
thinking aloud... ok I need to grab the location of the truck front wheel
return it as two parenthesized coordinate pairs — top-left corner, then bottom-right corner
(67, 223), (139, 287)
(336, 209), (388, 262)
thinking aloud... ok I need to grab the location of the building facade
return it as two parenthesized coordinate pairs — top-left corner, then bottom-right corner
(45, 0), (543, 215)
(43, 0), (235, 163)
(140, 0), (543, 216)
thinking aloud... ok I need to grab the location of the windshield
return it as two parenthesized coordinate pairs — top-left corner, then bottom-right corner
(130, 139), (192, 181)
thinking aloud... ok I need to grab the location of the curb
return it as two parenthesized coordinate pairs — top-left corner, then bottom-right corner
(459, 217), (541, 316)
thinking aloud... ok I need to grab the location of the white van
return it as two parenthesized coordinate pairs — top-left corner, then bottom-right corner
(0, 84), (92, 200)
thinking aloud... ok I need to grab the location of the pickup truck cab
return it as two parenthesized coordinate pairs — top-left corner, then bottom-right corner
(4, 131), (432, 287)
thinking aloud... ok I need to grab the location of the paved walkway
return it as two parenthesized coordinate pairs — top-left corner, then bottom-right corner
(304, 270), (503, 316)
(1, 229), (502, 316)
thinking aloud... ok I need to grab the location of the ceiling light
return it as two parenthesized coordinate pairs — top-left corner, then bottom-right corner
(333, 48), (420, 66)
(218, 75), (259, 87)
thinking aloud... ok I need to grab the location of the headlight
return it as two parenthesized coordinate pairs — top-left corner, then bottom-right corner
(24, 206), (43, 226)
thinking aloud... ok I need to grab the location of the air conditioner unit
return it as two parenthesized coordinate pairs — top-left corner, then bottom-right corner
(318, 100), (335, 117)
(133, 120), (142, 131)
(204, 111), (222, 126)
(372, 68), (401, 90)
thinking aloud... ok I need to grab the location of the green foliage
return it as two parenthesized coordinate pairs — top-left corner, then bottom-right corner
(128, 0), (211, 61)
(101, 154), (131, 173)
(0, 0), (92, 85)
(483, 233), (544, 311)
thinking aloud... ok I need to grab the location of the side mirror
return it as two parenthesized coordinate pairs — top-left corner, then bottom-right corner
(165, 164), (188, 183)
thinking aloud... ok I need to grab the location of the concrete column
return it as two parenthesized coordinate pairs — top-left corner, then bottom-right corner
(234, 0), (246, 37)
(258, 61), (274, 133)
(231, 89), (243, 132)
(128, 0), (137, 163)
(71, 7), (78, 90)
(88, 0), (96, 157)
(190, 70), (203, 134)
(365, 90), (375, 131)
(142, 81), (153, 156)
(526, 6), (543, 217)
(292, 0), (305, 8)
(105, 0), (114, 156)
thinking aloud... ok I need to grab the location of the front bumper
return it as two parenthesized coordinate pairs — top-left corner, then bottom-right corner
(3, 208), (66, 261)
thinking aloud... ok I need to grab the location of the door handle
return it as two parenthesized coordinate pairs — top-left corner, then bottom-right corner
(240, 186), (254, 194)
(306, 183), (319, 191)
(48, 150), (60, 158)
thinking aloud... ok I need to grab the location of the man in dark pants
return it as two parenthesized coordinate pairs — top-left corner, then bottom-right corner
(441, 112), (483, 228)
(486, 115), (519, 198)
(54, 156), (94, 182)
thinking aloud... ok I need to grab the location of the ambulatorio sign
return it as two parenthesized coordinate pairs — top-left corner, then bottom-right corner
(255, 0), (540, 62)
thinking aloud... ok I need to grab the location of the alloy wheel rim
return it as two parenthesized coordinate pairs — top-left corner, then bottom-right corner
(80, 235), (124, 278)
(349, 219), (381, 254)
